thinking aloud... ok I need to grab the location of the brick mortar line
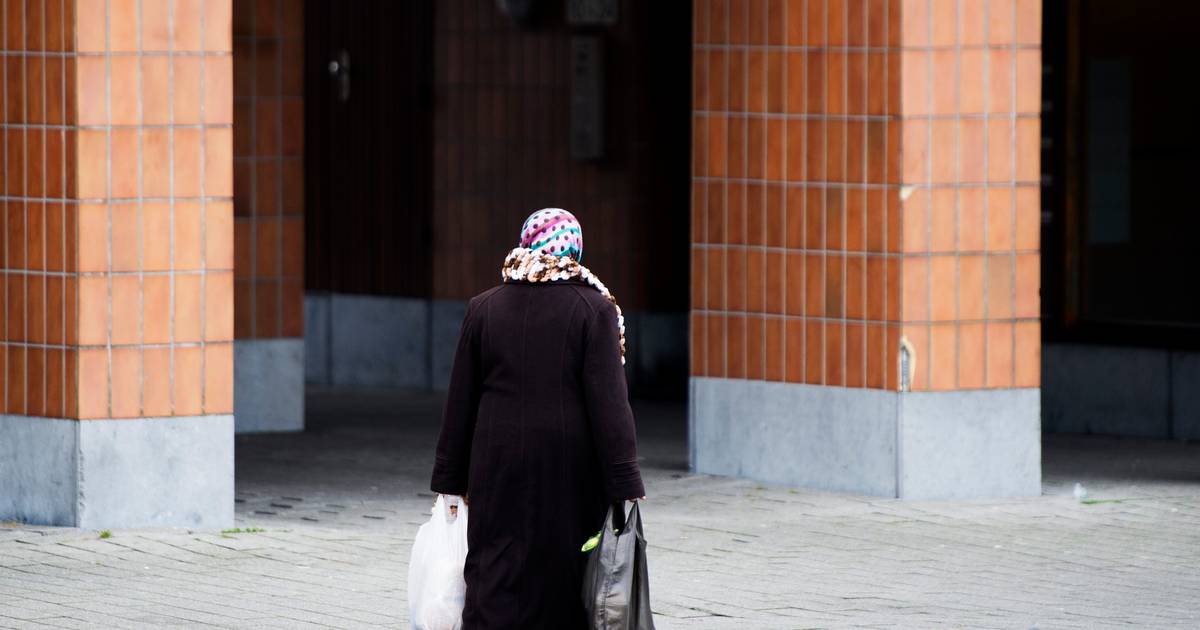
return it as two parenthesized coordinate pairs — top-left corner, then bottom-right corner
(780, 0), (790, 382)
(759, 0), (767, 380)
(168, 0), (177, 415)
(3, 195), (235, 203)
(21, 0), (29, 414)
(953, 0), (962, 389)
(698, 2), (708, 378)
(921, 0), (934, 391)
(689, 175), (1042, 187)
(723, 0), (729, 379)
(820, 0), (828, 385)
(58, 0), (67, 416)
(40, 123), (235, 131)
(199, 0), (208, 414)
(691, 111), (1041, 120)
(104, 0), (114, 418)
(137, 0), (145, 416)
(2, 1), (8, 413)
(0, 269), (238, 276)
(276, 0), (285, 340)
(842, 0), (850, 386)
(883, 0), (891, 391)
(862, 0), (872, 386)
(249, 6), (258, 340)
(982, 0), (992, 386)
(691, 43), (1042, 52)
(1008, 0), (1021, 387)
(6, 341), (222, 351)
(686, 297), (1035, 327)
(3, 50), (234, 57)
(35, 0), (48, 415)
(739, 0), (749, 378)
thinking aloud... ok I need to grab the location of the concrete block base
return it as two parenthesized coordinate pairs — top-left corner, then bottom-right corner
(1043, 343), (1200, 439)
(690, 378), (1041, 499)
(307, 291), (688, 397)
(690, 378), (899, 495)
(305, 293), (430, 388)
(235, 338), (305, 433)
(0, 414), (234, 529)
(898, 388), (1041, 499)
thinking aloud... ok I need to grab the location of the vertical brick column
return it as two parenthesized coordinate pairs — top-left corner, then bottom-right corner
(690, 0), (1041, 499)
(0, 0), (235, 528)
(691, 0), (903, 389)
(2, 0), (78, 419)
(230, 0), (303, 433)
(897, 0), (1040, 392)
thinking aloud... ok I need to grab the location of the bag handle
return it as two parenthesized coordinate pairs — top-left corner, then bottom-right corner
(436, 494), (466, 523)
(608, 500), (643, 537)
(624, 501), (644, 538)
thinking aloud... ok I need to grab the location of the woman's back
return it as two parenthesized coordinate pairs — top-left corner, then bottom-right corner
(432, 277), (644, 629)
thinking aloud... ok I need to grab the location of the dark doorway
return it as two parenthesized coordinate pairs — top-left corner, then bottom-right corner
(304, 0), (434, 298)
(1040, 1), (1200, 440)
(1042, 0), (1200, 346)
(298, 0), (690, 398)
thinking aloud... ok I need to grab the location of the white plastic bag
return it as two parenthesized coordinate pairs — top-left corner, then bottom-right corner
(408, 495), (469, 630)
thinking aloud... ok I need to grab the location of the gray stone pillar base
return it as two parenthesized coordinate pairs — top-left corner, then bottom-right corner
(307, 291), (690, 397)
(690, 378), (1041, 499)
(235, 338), (305, 433)
(0, 414), (234, 528)
(1043, 343), (1200, 439)
(304, 293), (431, 388)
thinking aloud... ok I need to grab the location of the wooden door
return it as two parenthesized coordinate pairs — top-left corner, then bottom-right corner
(304, 0), (434, 297)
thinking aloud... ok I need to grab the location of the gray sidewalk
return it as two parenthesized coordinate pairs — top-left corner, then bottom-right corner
(3, 388), (1200, 629)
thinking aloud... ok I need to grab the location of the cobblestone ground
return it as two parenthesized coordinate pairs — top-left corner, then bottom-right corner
(3, 388), (1200, 629)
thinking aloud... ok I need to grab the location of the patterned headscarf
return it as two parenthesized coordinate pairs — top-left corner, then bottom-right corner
(519, 208), (583, 261)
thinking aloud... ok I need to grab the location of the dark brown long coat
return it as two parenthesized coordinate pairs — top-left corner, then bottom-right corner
(431, 279), (646, 630)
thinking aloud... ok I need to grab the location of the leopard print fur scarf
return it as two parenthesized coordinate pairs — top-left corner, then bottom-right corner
(501, 247), (626, 364)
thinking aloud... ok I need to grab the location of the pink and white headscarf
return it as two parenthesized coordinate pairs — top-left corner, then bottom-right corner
(519, 208), (583, 260)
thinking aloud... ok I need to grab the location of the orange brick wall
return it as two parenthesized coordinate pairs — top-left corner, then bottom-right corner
(896, 0), (1040, 391)
(2, 0), (77, 416)
(1, 0), (234, 419)
(691, 0), (1040, 391)
(231, 0), (302, 339)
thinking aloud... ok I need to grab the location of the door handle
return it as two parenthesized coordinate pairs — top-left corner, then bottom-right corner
(328, 49), (351, 103)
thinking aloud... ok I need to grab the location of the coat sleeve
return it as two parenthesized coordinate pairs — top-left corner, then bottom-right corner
(582, 301), (646, 501)
(431, 299), (482, 495)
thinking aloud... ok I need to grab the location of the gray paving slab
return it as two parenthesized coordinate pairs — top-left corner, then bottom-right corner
(2, 388), (1200, 628)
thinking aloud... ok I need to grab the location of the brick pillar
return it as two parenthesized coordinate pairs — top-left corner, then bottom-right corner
(231, 0), (303, 433)
(0, 0), (235, 528)
(690, 0), (1041, 498)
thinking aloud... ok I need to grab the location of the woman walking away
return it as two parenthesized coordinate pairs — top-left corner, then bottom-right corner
(431, 208), (646, 629)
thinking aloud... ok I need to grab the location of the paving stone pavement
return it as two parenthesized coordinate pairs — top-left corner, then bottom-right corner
(3, 388), (1200, 629)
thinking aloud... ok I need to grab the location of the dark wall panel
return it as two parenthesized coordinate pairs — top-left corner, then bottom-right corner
(431, 0), (692, 312)
(305, 0), (434, 297)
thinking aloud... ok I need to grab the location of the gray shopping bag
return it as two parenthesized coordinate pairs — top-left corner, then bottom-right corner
(581, 501), (655, 630)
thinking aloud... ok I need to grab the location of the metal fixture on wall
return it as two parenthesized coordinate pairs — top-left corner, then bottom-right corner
(566, 0), (617, 160)
(570, 36), (604, 160)
(497, 0), (537, 24)
(566, 0), (618, 26)
(327, 48), (351, 103)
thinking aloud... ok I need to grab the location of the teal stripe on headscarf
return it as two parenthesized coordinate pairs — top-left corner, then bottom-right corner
(531, 226), (582, 251)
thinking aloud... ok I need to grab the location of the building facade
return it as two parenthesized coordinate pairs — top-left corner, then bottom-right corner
(0, 0), (236, 528)
(689, 0), (1042, 498)
(4, 0), (1196, 527)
